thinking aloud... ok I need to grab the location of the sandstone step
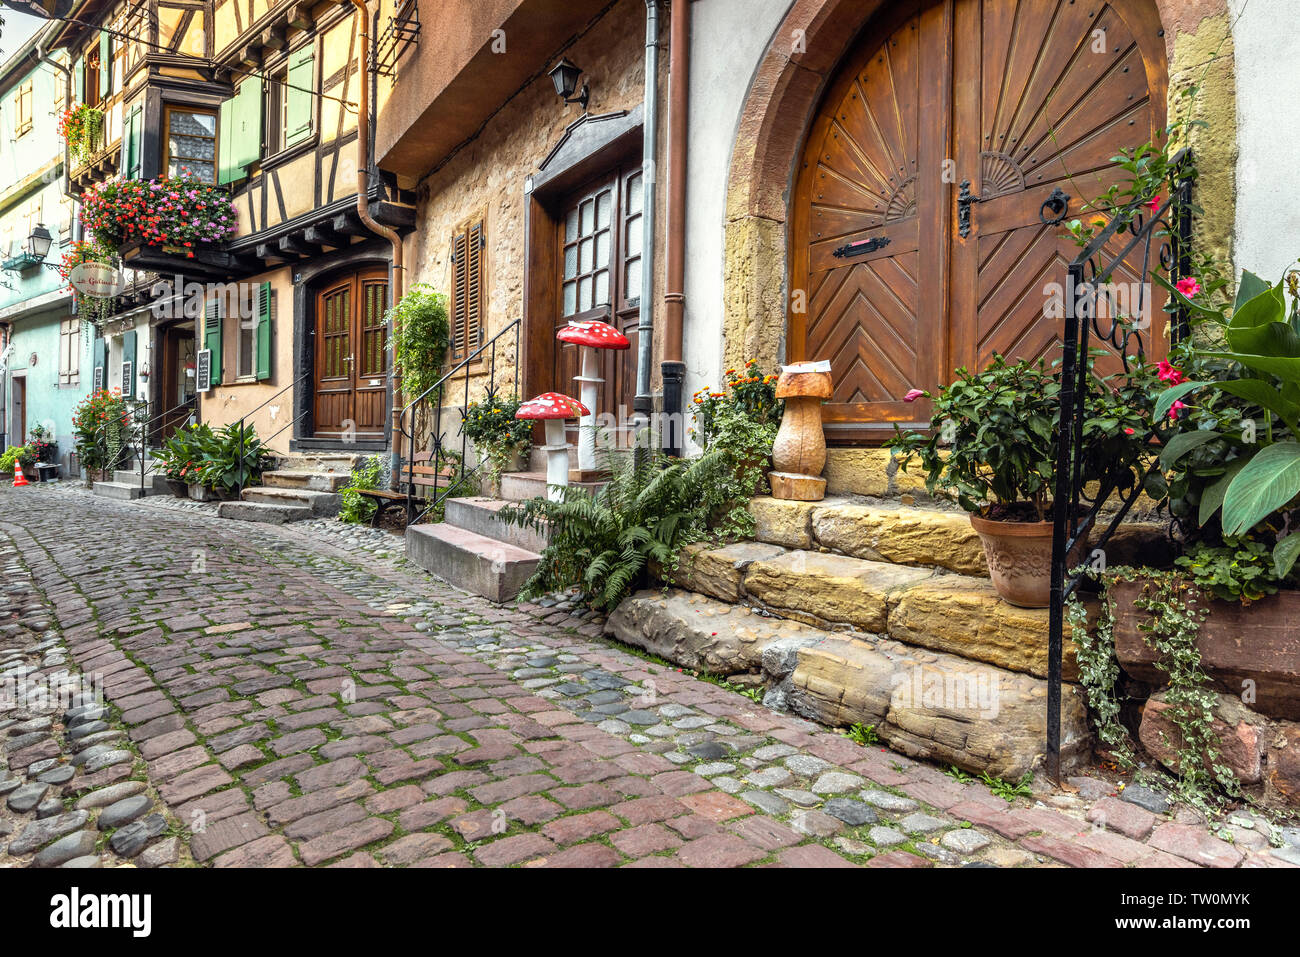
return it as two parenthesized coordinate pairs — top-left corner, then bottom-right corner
(606, 588), (1093, 780)
(241, 486), (342, 516)
(499, 470), (605, 502)
(215, 501), (312, 524)
(91, 481), (146, 501)
(444, 497), (549, 554)
(666, 542), (1081, 680)
(262, 470), (350, 492)
(272, 452), (364, 472)
(405, 523), (540, 603)
(748, 496), (988, 576)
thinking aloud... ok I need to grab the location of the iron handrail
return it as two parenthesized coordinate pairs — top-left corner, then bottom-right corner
(1044, 152), (1195, 782)
(396, 317), (521, 524)
(234, 371), (313, 497)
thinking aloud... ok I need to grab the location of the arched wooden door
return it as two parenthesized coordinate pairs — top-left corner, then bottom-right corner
(790, 0), (1167, 442)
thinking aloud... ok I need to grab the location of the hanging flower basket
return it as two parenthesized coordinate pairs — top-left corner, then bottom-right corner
(58, 103), (104, 166)
(80, 170), (239, 256)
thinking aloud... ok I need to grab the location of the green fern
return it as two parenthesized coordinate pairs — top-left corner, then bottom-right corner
(501, 445), (736, 611)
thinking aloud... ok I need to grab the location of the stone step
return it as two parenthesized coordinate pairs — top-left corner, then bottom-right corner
(91, 481), (146, 501)
(262, 470), (350, 492)
(605, 588), (1093, 780)
(272, 453), (364, 472)
(112, 470), (169, 494)
(405, 523), (540, 603)
(499, 470), (605, 502)
(664, 541), (1080, 681)
(215, 501), (313, 524)
(241, 486), (342, 516)
(443, 497), (550, 554)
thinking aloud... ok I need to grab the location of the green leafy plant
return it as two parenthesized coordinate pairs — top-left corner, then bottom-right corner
(339, 456), (383, 524)
(71, 388), (131, 477)
(391, 284), (451, 400)
(58, 103), (104, 166)
(844, 723), (880, 746)
(195, 422), (271, 492)
(1175, 537), (1285, 603)
(501, 446), (735, 612)
(887, 354), (1157, 522)
(945, 765), (974, 784)
(980, 771), (1033, 802)
(26, 424), (56, 464)
(462, 394), (531, 493)
(0, 445), (36, 473)
(150, 423), (214, 483)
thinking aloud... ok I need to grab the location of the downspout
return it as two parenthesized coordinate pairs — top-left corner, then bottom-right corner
(633, 0), (660, 447)
(33, 38), (74, 201)
(347, 0), (407, 490)
(661, 0), (688, 456)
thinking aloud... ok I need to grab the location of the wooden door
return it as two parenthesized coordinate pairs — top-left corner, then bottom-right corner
(313, 267), (388, 439)
(553, 169), (642, 440)
(791, 0), (1166, 442)
(11, 375), (25, 445)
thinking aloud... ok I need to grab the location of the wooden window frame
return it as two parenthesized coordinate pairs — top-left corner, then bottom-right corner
(59, 317), (81, 386)
(448, 216), (486, 365)
(163, 104), (218, 184)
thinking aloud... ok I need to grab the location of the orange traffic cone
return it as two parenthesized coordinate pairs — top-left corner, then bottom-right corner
(12, 469), (29, 488)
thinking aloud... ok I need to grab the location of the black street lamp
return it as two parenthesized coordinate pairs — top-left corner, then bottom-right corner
(27, 224), (53, 262)
(548, 58), (589, 112)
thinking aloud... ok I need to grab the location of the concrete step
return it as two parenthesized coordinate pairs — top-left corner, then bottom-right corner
(241, 486), (342, 516)
(113, 470), (168, 494)
(605, 588), (1093, 780)
(216, 501), (313, 524)
(92, 481), (146, 501)
(499, 470), (605, 502)
(262, 470), (350, 492)
(664, 541), (1081, 682)
(444, 497), (549, 554)
(405, 523), (541, 603)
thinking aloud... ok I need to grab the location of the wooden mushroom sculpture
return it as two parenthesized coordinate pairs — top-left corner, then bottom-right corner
(768, 361), (833, 501)
(555, 320), (630, 477)
(516, 392), (590, 501)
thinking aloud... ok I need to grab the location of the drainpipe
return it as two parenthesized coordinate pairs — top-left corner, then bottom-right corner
(348, 0), (407, 490)
(661, 0), (688, 456)
(633, 0), (660, 450)
(33, 37), (74, 201)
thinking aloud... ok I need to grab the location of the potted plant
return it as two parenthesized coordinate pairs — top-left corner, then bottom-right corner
(80, 170), (238, 258)
(196, 422), (270, 499)
(58, 103), (104, 167)
(71, 388), (130, 484)
(151, 424), (212, 497)
(0, 445), (36, 479)
(463, 394), (534, 496)
(887, 354), (1155, 607)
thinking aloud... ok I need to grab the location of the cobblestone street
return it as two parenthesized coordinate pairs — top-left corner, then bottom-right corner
(2, 484), (1297, 869)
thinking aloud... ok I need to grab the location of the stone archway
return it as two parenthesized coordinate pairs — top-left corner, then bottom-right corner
(721, 0), (1237, 376)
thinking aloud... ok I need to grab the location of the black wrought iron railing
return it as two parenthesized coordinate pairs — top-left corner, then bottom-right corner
(1045, 152), (1196, 781)
(233, 371), (313, 496)
(396, 317), (521, 524)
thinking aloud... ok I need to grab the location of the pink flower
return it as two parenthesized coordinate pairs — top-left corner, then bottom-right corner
(1157, 360), (1185, 386)
(903, 389), (926, 403)
(1168, 400), (1187, 420)
(1175, 277), (1201, 298)
(1124, 427), (1136, 435)
(1146, 195), (1163, 213)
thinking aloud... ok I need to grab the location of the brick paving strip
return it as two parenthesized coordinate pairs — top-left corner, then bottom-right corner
(2, 484), (1297, 869)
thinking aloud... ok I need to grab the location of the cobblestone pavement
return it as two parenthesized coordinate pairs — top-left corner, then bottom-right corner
(2, 483), (1297, 868)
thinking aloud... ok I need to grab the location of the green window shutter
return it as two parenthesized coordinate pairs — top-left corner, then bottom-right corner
(256, 282), (272, 380)
(121, 329), (137, 399)
(92, 336), (106, 392)
(124, 105), (142, 178)
(205, 298), (223, 384)
(284, 44), (314, 146)
(217, 95), (235, 185)
(219, 80), (263, 184)
(99, 31), (111, 97)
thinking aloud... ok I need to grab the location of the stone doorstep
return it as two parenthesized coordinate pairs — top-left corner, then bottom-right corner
(261, 470), (350, 492)
(499, 471), (605, 503)
(91, 481), (147, 501)
(241, 486), (342, 517)
(665, 540), (1081, 681)
(405, 522), (540, 604)
(215, 501), (314, 524)
(444, 496), (550, 555)
(605, 588), (1093, 780)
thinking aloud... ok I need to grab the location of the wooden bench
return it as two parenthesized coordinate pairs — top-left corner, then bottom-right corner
(353, 451), (460, 526)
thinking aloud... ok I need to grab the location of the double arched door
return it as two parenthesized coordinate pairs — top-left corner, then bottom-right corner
(790, 0), (1168, 441)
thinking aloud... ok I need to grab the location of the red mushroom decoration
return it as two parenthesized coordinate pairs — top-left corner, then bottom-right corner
(516, 392), (590, 500)
(555, 320), (630, 474)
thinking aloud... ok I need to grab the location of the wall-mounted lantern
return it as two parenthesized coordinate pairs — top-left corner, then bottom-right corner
(548, 58), (589, 112)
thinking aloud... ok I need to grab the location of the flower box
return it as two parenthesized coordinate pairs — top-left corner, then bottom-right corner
(1109, 577), (1300, 721)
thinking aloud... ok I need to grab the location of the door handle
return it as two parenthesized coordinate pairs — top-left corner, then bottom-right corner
(957, 180), (983, 239)
(1038, 187), (1071, 225)
(833, 236), (892, 259)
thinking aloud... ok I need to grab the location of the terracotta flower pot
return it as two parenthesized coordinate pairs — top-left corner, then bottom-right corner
(969, 513), (1087, 608)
